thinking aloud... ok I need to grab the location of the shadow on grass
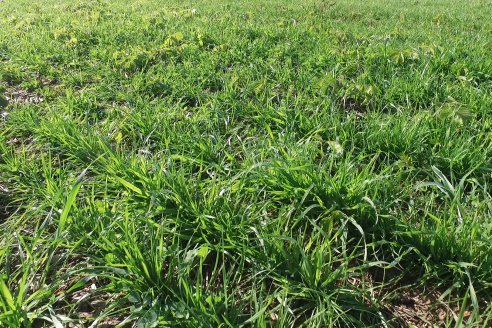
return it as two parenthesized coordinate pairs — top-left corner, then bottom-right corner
(0, 189), (13, 223)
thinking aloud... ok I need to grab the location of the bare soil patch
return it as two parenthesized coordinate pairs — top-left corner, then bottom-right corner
(5, 87), (44, 105)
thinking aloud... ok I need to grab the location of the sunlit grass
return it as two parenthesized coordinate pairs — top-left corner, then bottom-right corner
(1, 0), (492, 326)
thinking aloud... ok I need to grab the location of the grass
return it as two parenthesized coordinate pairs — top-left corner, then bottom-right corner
(0, 0), (492, 326)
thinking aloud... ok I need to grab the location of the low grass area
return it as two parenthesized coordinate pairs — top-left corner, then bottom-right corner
(1, 0), (492, 326)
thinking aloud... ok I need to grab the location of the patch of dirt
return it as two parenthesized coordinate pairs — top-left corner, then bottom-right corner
(67, 287), (126, 328)
(361, 267), (461, 327)
(383, 288), (452, 327)
(5, 88), (44, 105)
(52, 272), (127, 328)
(341, 97), (367, 118)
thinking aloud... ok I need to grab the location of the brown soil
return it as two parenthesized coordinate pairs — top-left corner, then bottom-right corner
(5, 88), (44, 105)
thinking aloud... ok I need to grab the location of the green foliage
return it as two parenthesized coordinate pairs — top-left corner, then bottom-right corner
(1, 0), (492, 326)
